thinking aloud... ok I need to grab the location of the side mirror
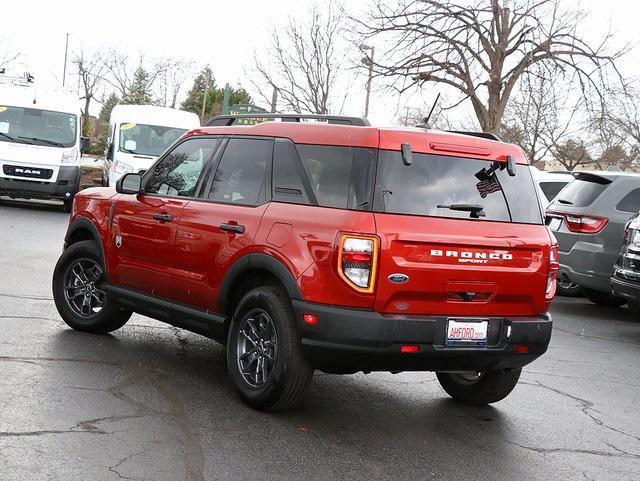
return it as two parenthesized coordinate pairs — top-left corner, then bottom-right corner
(80, 136), (90, 154)
(116, 172), (142, 194)
(105, 142), (114, 160)
(506, 155), (517, 177)
(124, 139), (137, 152)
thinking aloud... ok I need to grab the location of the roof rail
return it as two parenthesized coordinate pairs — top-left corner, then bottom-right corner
(205, 113), (371, 127)
(446, 130), (501, 141)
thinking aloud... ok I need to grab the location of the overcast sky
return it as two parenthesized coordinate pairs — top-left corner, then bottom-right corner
(2, 0), (639, 124)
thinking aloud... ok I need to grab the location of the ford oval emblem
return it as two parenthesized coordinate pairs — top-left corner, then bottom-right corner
(388, 273), (409, 284)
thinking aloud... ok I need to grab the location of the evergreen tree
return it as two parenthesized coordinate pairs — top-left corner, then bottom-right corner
(123, 67), (154, 105)
(94, 93), (119, 154)
(181, 66), (252, 122)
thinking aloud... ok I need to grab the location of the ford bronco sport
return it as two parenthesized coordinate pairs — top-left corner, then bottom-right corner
(52, 113), (556, 411)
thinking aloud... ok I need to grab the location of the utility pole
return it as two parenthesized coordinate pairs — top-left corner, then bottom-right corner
(200, 68), (211, 122)
(222, 83), (231, 115)
(62, 33), (70, 87)
(359, 44), (374, 118)
(270, 87), (278, 113)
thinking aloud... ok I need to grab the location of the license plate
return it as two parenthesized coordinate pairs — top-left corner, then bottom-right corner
(548, 217), (562, 231)
(446, 319), (488, 346)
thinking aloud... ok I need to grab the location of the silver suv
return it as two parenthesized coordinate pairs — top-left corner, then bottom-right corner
(546, 172), (640, 307)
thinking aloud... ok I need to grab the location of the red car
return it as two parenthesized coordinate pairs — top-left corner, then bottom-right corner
(52, 114), (557, 411)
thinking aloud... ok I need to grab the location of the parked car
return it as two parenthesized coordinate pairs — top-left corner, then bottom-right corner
(102, 104), (200, 187)
(611, 212), (640, 319)
(546, 171), (640, 307)
(52, 113), (557, 411)
(0, 73), (88, 212)
(532, 168), (578, 295)
(532, 168), (574, 208)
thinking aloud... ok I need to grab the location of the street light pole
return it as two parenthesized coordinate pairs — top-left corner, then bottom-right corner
(360, 45), (374, 118)
(62, 33), (70, 87)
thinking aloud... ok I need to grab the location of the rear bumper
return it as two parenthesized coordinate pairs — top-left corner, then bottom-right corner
(0, 166), (81, 200)
(292, 300), (552, 374)
(559, 261), (611, 293)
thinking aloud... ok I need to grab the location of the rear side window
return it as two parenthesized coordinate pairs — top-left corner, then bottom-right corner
(617, 188), (640, 213)
(540, 181), (569, 201)
(556, 174), (611, 207)
(207, 138), (271, 205)
(272, 140), (311, 205)
(295, 144), (375, 210)
(374, 151), (542, 224)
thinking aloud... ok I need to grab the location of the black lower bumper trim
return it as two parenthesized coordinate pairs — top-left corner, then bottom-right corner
(611, 276), (640, 302)
(292, 300), (552, 374)
(0, 165), (81, 200)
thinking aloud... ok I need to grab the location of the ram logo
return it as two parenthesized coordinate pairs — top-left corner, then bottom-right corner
(430, 249), (513, 264)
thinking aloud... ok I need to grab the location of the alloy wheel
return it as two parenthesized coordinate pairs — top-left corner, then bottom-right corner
(236, 308), (278, 388)
(63, 259), (107, 319)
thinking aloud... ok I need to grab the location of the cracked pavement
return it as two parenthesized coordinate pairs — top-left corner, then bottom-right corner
(1, 199), (639, 481)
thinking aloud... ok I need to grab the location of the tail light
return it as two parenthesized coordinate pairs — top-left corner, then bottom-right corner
(337, 234), (379, 293)
(546, 243), (559, 299)
(563, 214), (608, 233)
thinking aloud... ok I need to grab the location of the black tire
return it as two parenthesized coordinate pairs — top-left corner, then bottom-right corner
(62, 199), (73, 213)
(436, 369), (521, 405)
(625, 299), (640, 320)
(582, 287), (626, 308)
(556, 279), (582, 297)
(226, 286), (313, 411)
(52, 240), (131, 334)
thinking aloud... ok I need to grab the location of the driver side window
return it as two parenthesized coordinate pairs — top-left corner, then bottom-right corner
(145, 138), (219, 197)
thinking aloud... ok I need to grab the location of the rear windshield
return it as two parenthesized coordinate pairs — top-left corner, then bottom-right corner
(555, 174), (611, 207)
(540, 181), (569, 201)
(374, 151), (542, 224)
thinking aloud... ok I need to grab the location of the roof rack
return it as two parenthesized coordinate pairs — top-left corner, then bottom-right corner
(205, 113), (371, 127)
(446, 130), (501, 141)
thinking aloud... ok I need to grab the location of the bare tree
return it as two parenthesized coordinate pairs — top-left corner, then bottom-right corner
(549, 138), (592, 171)
(103, 50), (167, 102)
(252, 3), (346, 114)
(155, 59), (194, 108)
(356, 0), (626, 133)
(73, 48), (108, 136)
(0, 37), (20, 70)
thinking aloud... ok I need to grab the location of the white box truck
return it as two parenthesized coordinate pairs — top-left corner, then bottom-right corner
(0, 74), (87, 212)
(103, 105), (200, 187)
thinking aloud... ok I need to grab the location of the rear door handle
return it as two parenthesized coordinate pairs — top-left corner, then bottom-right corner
(153, 212), (173, 222)
(220, 223), (245, 234)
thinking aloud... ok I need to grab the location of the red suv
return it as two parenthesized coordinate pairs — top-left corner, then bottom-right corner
(52, 114), (556, 411)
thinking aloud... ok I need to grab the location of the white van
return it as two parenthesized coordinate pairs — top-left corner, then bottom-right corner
(104, 105), (200, 187)
(0, 74), (86, 212)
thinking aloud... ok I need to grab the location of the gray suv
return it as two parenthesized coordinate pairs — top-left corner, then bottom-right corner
(546, 172), (640, 307)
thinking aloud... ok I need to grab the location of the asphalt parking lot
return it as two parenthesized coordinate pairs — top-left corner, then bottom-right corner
(1, 198), (639, 481)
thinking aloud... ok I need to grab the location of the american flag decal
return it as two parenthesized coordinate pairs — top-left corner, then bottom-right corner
(476, 176), (501, 198)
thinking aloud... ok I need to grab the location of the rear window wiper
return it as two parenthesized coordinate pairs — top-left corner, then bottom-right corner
(18, 136), (65, 147)
(437, 203), (486, 219)
(557, 199), (573, 205)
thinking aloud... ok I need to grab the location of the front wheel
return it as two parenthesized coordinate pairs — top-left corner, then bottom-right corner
(436, 369), (521, 405)
(52, 240), (131, 334)
(226, 286), (313, 411)
(582, 288), (626, 308)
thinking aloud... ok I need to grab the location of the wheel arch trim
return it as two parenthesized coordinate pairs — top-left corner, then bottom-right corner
(218, 253), (303, 315)
(64, 216), (106, 264)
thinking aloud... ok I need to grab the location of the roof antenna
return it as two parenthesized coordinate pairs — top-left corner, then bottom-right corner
(416, 93), (440, 129)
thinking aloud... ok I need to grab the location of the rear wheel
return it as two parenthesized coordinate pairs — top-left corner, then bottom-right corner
(436, 369), (521, 405)
(226, 286), (313, 411)
(52, 240), (131, 334)
(582, 288), (626, 308)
